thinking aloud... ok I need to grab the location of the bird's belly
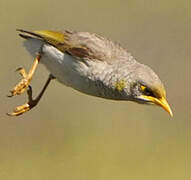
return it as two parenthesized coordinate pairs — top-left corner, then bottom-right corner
(41, 44), (91, 90)
(24, 39), (97, 95)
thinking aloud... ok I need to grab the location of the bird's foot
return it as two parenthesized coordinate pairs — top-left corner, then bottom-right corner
(8, 54), (41, 97)
(7, 86), (37, 116)
(7, 103), (30, 116)
(7, 74), (54, 116)
(8, 67), (31, 97)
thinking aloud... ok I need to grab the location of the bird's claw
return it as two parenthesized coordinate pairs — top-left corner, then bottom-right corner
(7, 86), (37, 116)
(16, 67), (27, 78)
(8, 67), (30, 97)
(7, 103), (30, 116)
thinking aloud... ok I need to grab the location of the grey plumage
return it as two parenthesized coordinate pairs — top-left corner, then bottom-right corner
(12, 29), (172, 116)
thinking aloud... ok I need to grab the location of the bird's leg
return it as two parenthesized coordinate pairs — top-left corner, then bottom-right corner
(8, 54), (41, 97)
(7, 74), (55, 116)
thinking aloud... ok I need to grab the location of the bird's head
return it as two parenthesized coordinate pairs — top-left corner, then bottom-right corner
(128, 63), (173, 117)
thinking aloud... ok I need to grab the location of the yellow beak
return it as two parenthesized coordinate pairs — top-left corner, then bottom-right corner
(140, 95), (173, 117)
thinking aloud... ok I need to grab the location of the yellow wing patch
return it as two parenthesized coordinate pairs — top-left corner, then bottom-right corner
(33, 30), (70, 52)
(114, 80), (126, 91)
(34, 30), (65, 43)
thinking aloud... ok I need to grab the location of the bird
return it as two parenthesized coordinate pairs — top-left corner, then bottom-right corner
(7, 29), (173, 117)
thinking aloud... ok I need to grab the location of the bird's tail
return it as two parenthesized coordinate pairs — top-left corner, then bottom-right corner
(17, 29), (44, 40)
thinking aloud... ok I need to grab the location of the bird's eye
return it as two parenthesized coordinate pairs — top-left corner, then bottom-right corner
(140, 85), (155, 97)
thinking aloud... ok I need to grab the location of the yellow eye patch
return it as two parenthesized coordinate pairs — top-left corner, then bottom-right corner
(140, 85), (146, 91)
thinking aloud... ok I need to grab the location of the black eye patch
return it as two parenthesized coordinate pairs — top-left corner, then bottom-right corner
(140, 85), (155, 97)
(144, 88), (155, 97)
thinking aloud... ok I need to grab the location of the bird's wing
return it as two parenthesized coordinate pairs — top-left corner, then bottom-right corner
(17, 29), (130, 63)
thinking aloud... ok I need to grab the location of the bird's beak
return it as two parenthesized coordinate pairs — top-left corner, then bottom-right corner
(139, 95), (173, 117)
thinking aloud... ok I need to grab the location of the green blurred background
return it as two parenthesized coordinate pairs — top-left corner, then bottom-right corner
(1, 0), (191, 179)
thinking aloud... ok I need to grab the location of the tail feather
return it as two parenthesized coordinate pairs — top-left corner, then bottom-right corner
(18, 33), (33, 39)
(17, 29), (44, 39)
